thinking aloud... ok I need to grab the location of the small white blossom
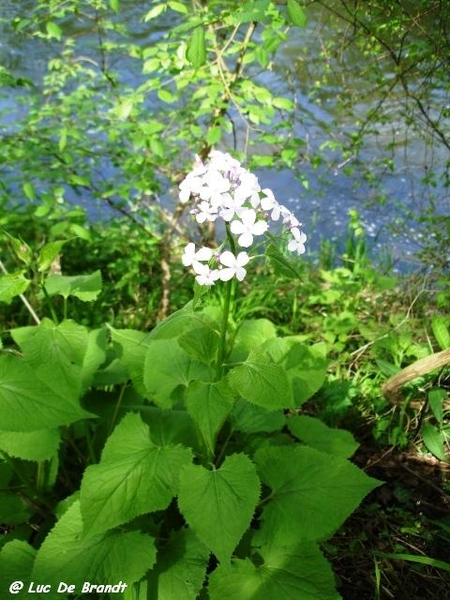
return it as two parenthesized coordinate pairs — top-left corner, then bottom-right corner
(288, 227), (307, 255)
(230, 208), (269, 248)
(195, 263), (221, 286)
(219, 251), (250, 282)
(182, 243), (213, 271)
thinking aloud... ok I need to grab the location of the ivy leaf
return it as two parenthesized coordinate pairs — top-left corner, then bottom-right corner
(228, 353), (294, 410)
(287, 415), (359, 458)
(287, 0), (307, 27)
(209, 541), (341, 600)
(0, 428), (60, 461)
(44, 270), (102, 302)
(255, 446), (381, 545)
(185, 380), (236, 455)
(147, 528), (209, 600)
(81, 413), (192, 537)
(0, 354), (92, 431)
(186, 26), (206, 69)
(32, 500), (156, 592)
(178, 453), (260, 563)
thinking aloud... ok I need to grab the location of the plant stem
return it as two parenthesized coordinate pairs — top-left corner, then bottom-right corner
(216, 278), (232, 380)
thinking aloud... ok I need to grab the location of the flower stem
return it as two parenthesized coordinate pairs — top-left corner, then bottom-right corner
(216, 277), (232, 380)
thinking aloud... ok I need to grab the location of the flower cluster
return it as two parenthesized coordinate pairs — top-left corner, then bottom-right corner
(179, 150), (307, 285)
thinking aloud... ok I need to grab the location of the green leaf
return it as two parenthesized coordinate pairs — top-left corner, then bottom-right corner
(432, 315), (450, 350)
(22, 182), (36, 200)
(266, 243), (301, 279)
(32, 501), (156, 593)
(109, 327), (154, 396)
(179, 322), (220, 366)
(254, 446), (381, 544)
(209, 541), (341, 600)
(144, 338), (210, 409)
(0, 541), (36, 592)
(13, 319), (104, 399)
(421, 422), (447, 462)
(37, 240), (67, 272)
(178, 453), (261, 563)
(0, 272), (30, 303)
(185, 380), (236, 454)
(287, 0), (307, 27)
(45, 21), (62, 40)
(228, 354), (294, 410)
(44, 270), (102, 302)
(186, 27), (206, 69)
(144, 4), (166, 21)
(141, 406), (200, 452)
(3, 231), (32, 266)
(0, 492), (32, 525)
(0, 428), (60, 461)
(230, 319), (277, 363)
(0, 354), (92, 432)
(287, 415), (359, 458)
(109, 0), (120, 13)
(428, 388), (446, 424)
(81, 413), (192, 537)
(231, 399), (285, 434)
(261, 338), (328, 404)
(147, 528), (209, 600)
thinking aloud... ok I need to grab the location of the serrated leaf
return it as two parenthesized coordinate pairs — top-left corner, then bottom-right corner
(231, 399), (285, 434)
(230, 319), (277, 363)
(228, 355), (294, 410)
(0, 354), (92, 432)
(0, 272), (30, 303)
(13, 319), (104, 399)
(148, 528), (209, 600)
(287, 0), (307, 27)
(0, 541), (36, 592)
(209, 541), (341, 600)
(0, 428), (60, 461)
(185, 380), (236, 454)
(32, 501), (156, 593)
(44, 270), (102, 302)
(287, 415), (359, 458)
(178, 453), (261, 563)
(81, 413), (192, 537)
(109, 327), (154, 395)
(144, 338), (210, 409)
(255, 445), (381, 544)
(179, 322), (220, 366)
(141, 406), (200, 452)
(186, 26), (206, 69)
(421, 422), (447, 462)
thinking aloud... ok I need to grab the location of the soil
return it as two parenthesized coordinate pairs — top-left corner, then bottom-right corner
(329, 444), (450, 599)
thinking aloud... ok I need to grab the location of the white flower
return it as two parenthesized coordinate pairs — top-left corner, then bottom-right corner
(230, 208), (269, 248)
(193, 200), (219, 224)
(219, 193), (246, 222)
(182, 243), (213, 271)
(219, 251), (250, 282)
(288, 227), (307, 255)
(195, 263), (221, 286)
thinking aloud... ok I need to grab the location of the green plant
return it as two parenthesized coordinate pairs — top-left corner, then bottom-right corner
(0, 152), (381, 599)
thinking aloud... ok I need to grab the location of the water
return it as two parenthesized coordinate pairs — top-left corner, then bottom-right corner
(1, 1), (448, 272)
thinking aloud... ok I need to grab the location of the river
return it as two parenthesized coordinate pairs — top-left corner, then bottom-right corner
(1, 0), (448, 273)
